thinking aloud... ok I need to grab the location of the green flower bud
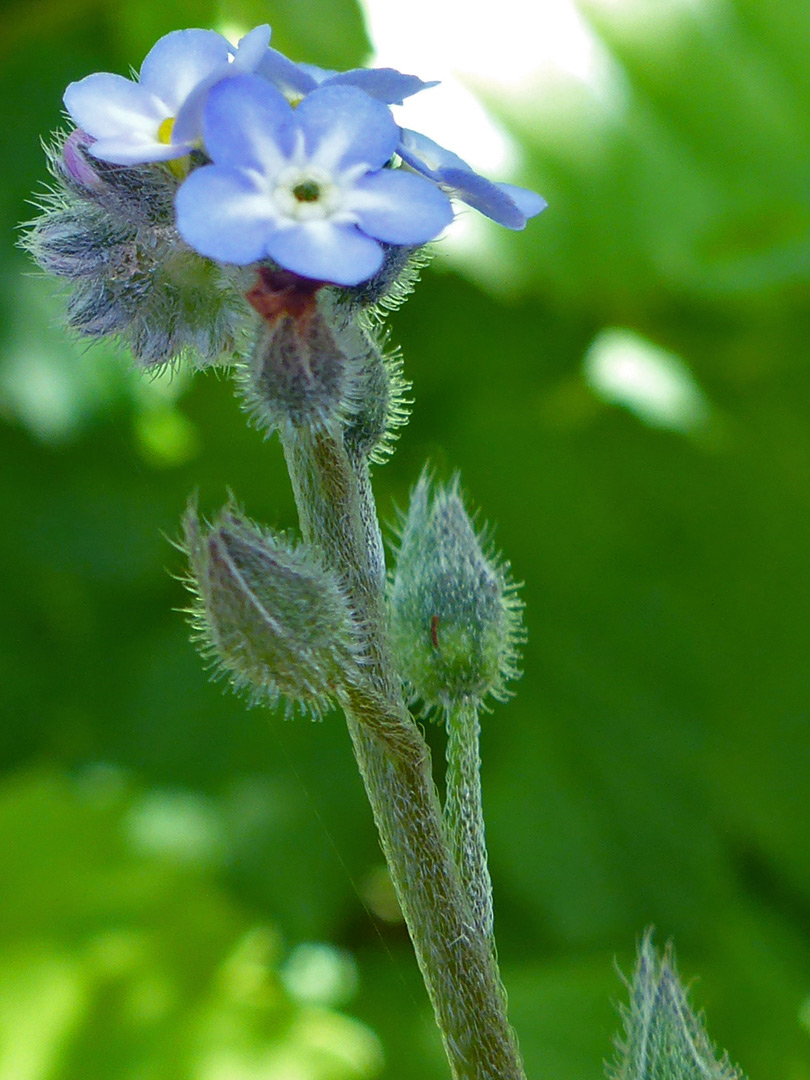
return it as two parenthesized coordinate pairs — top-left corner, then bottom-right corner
(388, 475), (523, 714)
(610, 932), (746, 1080)
(242, 272), (347, 435)
(341, 243), (432, 319)
(183, 501), (358, 716)
(241, 275), (410, 462)
(341, 328), (410, 465)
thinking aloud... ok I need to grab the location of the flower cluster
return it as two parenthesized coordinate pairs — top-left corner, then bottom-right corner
(61, 24), (546, 287)
(24, 130), (254, 368)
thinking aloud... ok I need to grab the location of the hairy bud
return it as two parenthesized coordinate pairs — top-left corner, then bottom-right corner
(341, 323), (411, 465)
(241, 270), (346, 435)
(183, 502), (358, 716)
(242, 274), (410, 460)
(22, 131), (252, 369)
(609, 933), (746, 1080)
(341, 243), (432, 320)
(388, 475), (523, 713)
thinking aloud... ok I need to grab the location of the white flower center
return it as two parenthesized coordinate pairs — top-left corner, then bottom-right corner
(273, 166), (341, 221)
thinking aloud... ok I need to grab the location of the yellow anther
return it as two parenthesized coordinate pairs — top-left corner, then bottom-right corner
(157, 116), (176, 145)
(168, 156), (190, 180)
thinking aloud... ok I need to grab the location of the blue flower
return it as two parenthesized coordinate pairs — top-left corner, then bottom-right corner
(251, 42), (545, 230)
(257, 47), (437, 106)
(397, 128), (547, 230)
(63, 25), (271, 165)
(175, 75), (454, 286)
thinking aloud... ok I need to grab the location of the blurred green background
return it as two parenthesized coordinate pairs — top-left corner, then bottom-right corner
(2, 0), (810, 1077)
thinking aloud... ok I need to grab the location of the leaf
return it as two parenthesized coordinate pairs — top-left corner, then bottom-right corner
(0, 769), (382, 1080)
(225, 0), (370, 70)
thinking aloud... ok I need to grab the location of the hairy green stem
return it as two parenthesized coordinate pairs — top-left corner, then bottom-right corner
(445, 703), (495, 949)
(281, 424), (526, 1080)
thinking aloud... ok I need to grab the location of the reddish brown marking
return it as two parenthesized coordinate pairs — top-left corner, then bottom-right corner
(430, 615), (440, 649)
(246, 267), (327, 325)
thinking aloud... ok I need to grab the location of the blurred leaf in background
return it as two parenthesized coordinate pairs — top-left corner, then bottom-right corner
(3, 0), (810, 1078)
(0, 769), (381, 1080)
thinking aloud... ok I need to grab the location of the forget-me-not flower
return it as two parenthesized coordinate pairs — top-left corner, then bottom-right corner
(397, 128), (547, 230)
(252, 42), (546, 229)
(63, 25), (272, 165)
(257, 47), (437, 106)
(175, 75), (454, 286)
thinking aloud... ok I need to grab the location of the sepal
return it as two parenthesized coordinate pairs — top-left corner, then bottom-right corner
(182, 499), (359, 716)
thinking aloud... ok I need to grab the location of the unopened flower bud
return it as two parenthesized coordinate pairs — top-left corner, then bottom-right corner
(59, 129), (104, 192)
(22, 132), (252, 368)
(184, 502), (358, 716)
(342, 244), (431, 318)
(611, 933), (743, 1080)
(340, 322), (410, 464)
(389, 475), (523, 713)
(242, 270), (346, 434)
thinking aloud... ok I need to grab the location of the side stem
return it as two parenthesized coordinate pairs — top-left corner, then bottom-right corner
(445, 703), (495, 948)
(282, 425), (526, 1080)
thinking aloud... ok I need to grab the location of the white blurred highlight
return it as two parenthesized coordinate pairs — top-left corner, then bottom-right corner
(584, 328), (711, 433)
(358, 0), (608, 268)
(359, 1), (603, 166)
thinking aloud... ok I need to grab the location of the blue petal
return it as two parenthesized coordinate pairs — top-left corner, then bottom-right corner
(63, 73), (185, 164)
(176, 165), (277, 264)
(398, 129), (547, 229)
(266, 222), (384, 285)
(440, 167), (528, 229)
(90, 136), (191, 165)
(256, 47), (318, 97)
(202, 74), (295, 173)
(295, 85), (398, 172)
(139, 29), (231, 112)
(349, 169), (453, 244)
(298, 63), (336, 85)
(172, 78), (214, 146)
(232, 24), (272, 72)
(397, 128), (470, 178)
(173, 27), (274, 145)
(496, 182), (548, 220)
(326, 68), (439, 105)
(64, 73), (167, 138)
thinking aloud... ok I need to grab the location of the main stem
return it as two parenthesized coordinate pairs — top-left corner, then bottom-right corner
(282, 425), (526, 1080)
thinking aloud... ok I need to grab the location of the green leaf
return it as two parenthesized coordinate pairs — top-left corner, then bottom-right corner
(224, 0), (370, 69)
(0, 769), (382, 1080)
